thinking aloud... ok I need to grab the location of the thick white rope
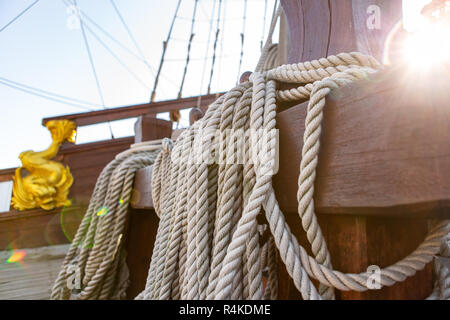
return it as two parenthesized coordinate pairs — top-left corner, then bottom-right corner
(51, 145), (161, 300)
(138, 52), (450, 300)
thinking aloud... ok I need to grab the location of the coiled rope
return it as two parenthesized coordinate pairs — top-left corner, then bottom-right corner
(137, 51), (450, 300)
(51, 142), (162, 300)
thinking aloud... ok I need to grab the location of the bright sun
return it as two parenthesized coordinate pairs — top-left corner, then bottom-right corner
(402, 0), (450, 69)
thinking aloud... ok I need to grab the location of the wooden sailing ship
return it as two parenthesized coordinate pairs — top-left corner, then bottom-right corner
(1, 0), (449, 300)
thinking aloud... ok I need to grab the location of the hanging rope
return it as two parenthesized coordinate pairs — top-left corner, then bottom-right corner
(51, 142), (162, 300)
(136, 51), (450, 300)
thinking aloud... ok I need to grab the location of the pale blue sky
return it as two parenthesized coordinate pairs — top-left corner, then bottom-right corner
(0, 0), (277, 169)
(0, 0), (429, 169)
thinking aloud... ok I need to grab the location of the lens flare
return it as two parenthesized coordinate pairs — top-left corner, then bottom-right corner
(7, 250), (26, 263)
(118, 198), (124, 206)
(96, 206), (109, 217)
(402, 20), (450, 69)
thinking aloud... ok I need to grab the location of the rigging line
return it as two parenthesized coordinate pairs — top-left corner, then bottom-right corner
(177, 0), (199, 99)
(0, 77), (100, 109)
(169, 37), (211, 43)
(207, 0), (222, 94)
(236, 0), (248, 84)
(260, 0), (268, 50)
(198, 0), (217, 101)
(0, 79), (96, 111)
(61, 0), (160, 94)
(165, 54), (235, 62)
(109, 0), (155, 77)
(215, 0), (227, 92)
(83, 21), (151, 90)
(0, 0), (40, 33)
(61, 0), (158, 79)
(150, 0), (182, 102)
(72, 0), (105, 107)
(72, 0), (114, 139)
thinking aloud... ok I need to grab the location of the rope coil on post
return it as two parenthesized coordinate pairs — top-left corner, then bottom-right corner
(51, 144), (162, 300)
(136, 51), (450, 300)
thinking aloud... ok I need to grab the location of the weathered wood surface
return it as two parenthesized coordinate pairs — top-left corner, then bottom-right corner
(277, 215), (433, 299)
(42, 93), (222, 127)
(131, 166), (153, 210)
(131, 67), (450, 218)
(134, 116), (172, 144)
(274, 67), (450, 217)
(280, 0), (403, 63)
(0, 244), (69, 300)
(124, 119), (172, 298)
(0, 168), (15, 183)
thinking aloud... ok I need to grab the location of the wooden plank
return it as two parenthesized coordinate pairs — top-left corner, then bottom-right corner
(0, 205), (85, 250)
(0, 168), (15, 182)
(124, 208), (159, 299)
(42, 93), (223, 127)
(134, 117), (172, 144)
(124, 116), (176, 299)
(0, 244), (69, 300)
(131, 166), (153, 209)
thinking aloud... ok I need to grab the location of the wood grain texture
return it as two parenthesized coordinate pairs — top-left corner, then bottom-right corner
(274, 67), (450, 217)
(131, 166), (153, 209)
(276, 215), (432, 299)
(132, 68), (450, 217)
(281, 0), (403, 63)
(0, 168), (15, 182)
(134, 116), (172, 144)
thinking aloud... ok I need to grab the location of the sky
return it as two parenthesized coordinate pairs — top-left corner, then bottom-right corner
(0, 0), (278, 169)
(0, 0), (430, 170)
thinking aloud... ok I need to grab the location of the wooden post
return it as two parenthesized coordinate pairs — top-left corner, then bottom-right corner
(280, 0), (403, 63)
(125, 117), (172, 298)
(275, 1), (448, 298)
(134, 115), (172, 144)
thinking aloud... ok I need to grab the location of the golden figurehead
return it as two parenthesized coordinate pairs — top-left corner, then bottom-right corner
(11, 120), (77, 211)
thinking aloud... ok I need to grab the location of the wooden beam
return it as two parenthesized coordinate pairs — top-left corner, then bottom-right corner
(131, 67), (450, 218)
(134, 117), (172, 144)
(274, 67), (450, 217)
(42, 93), (223, 127)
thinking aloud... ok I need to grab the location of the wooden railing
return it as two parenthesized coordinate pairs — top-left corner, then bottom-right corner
(42, 93), (222, 127)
